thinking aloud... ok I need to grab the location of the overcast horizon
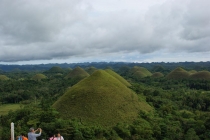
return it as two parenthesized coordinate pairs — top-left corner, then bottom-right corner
(0, 0), (210, 65)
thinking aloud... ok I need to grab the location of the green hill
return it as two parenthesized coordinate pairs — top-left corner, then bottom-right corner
(31, 74), (47, 81)
(189, 70), (197, 74)
(0, 75), (9, 80)
(189, 71), (210, 80)
(86, 67), (97, 75)
(45, 66), (64, 73)
(151, 72), (164, 78)
(64, 67), (90, 83)
(105, 69), (131, 87)
(166, 67), (190, 80)
(53, 70), (152, 127)
(129, 66), (152, 79)
(152, 65), (165, 72)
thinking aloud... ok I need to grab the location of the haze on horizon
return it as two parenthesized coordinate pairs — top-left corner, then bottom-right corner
(0, 0), (209, 65)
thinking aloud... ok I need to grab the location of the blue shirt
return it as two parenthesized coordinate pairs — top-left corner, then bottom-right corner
(28, 132), (41, 140)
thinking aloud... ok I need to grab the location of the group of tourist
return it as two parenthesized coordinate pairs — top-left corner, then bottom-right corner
(17, 127), (64, 140)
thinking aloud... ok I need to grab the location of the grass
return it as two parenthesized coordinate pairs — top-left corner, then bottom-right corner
(151, 72), (164, 78)
(31, 73), (47, 81)
(86, 67), (98, 75)
(105, 69), (131, 87)
(166, 67), (190, 80)
(46, 66), (64, 73)
(0, 75), (9, 80)
(129, 66), (152, 79)
(53, 70), (152, 127)
(189, 71), (210, 80)
(64, 66), (89, 80)
(0, 104), (22, 115)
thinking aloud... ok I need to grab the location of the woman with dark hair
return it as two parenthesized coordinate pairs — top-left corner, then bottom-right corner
(49, 134), (57, 140)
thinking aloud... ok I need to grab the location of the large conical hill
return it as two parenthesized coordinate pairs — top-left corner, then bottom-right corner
(189, 71), (210, 80)
(53, 70), (152, 127)
(166, 67), (190, 80)
(0, 75), (9, 80)
(105, 69), (131, 87)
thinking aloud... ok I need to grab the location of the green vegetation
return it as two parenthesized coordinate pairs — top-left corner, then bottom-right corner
(0, 75), (9, 80)
(31, 73), (47, 81)
(0, 104), (21, 115)
(1, 63), (210, 140)
(85, 66), (98, 75)
(166, 67), (190, 80)
(104, 69), (131, 87)
(190, 71), (210, 80)
(64, 66), (90, 84)
(128, 66), (152, 80)
(45, 66), (64, 74)
(151, 72), (164, 78)
(53, 70), (151, 127)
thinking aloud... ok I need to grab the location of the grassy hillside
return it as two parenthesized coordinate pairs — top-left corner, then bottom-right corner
(45, 66), (64, 73)
(129, 66), (152, 79)
(0, 75), (9, 80)
(53, 70), (152, 127)
(151, 72), (164, 78)
(31, 74), (47, 81)
(64, 66), (89, 80)
(0, 104), (21, 115)
(166, 67), (190, 80)
(105, 69), (131, 87)
(86, 67), (97, 75)
(189, 71), (210, 80)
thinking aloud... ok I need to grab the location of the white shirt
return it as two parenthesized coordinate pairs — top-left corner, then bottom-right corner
(57, 136), (64, 140)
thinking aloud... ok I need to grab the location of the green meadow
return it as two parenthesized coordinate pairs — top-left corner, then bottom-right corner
(0, 104), (21, 115)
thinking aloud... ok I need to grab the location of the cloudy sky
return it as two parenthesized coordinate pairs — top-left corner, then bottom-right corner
(0, 0), (210, 64)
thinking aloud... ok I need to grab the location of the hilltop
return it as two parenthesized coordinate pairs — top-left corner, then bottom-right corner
(190, 71), (210, 80)
(31, 73), (47, 81)
(129, 66), (152, 79)
(166, 67), (190, 80)
(64, 67), (90, 83)
(105, 69), (131, 87)
(53, 70), (152, 127)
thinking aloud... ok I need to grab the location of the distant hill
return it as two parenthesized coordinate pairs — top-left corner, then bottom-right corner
(53, 70), (152, 127)
(85, 67), (97, 75)
(64, 67), (90, 84)
(189, 71), (210, 80)
(31, 74), (47, 81)
(166, 67), (190, 80)
(44, 66), (64, 74)
(129, 66), (152, 79)
(0, 75), (9, 80)
(151, 72), (164, 78)
(152, 65), (165, 72)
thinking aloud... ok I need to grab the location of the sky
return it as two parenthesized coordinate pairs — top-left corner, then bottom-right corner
(0, 0), (210, 64)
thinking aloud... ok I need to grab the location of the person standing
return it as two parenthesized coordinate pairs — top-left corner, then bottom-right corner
(28, 128), (42, 140)
(57, 133), (64, 140)
(21, 133), (28, 140)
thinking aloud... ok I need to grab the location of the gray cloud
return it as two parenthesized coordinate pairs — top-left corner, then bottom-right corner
(0, 0), (209, 62)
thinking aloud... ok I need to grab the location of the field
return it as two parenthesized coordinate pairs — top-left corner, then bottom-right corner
(0, 104), (21, 115)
